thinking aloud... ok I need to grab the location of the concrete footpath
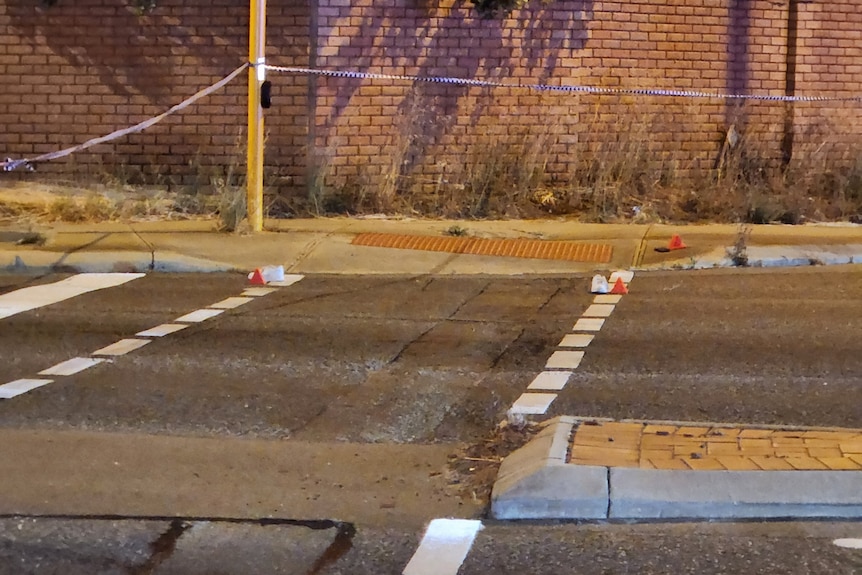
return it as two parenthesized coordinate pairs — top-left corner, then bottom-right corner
(0, 217), (860, 275)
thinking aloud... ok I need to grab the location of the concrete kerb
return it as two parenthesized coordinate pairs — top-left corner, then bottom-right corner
(1, 250), (236, 274)
(609, 468), (862, 520)
(490, 417), (862, 521)
(636, 244), (862, 271)
(492, 417), (608, 520)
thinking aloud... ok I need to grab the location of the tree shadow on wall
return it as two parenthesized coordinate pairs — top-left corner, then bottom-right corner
(317, 0), (594, 188)
(5, 1), (243, 103)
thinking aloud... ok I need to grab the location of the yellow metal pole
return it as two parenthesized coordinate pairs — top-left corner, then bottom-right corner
(246, 0), (266, 232)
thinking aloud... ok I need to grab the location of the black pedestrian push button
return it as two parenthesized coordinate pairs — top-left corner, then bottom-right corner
(261, 80), (272, 109)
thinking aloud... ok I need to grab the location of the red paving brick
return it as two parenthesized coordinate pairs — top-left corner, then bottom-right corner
(351, 233), (613, 263)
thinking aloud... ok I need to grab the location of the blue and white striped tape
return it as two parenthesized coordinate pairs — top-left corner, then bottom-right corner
(5, 62), (860, 173)
(267, 64), (862, 103)
(2, 63), (249, 172)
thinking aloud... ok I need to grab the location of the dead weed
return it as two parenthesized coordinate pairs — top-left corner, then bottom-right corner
(446, 421), (540, 509)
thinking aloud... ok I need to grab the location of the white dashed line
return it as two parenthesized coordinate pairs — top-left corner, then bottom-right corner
(1, 275), (307, 400)
(403, 519), (483, 575)
(594, 294), (622, 304)
(582, 304), (615, 318)
(39, 357), (106, 376)
(545, 350), (585, 370)
(0, 273), (145, 320)
(92, 339), (151, 356)
(507, 271), (635, 418)
(136, 323), (190, 337)
(174, 308), (225, 323)
(573, 317), (605, 331)
(242, 287), (279, 297)
(834, 538), (862, 549)
(0, 379), (53, 399)
(510, 392), (557, 415)
(267, 275), (305, 287)
(558, 334), (595, 348)
(527, 371), (572, 391)
(609, 270), (635, 283)
(209, 296), (254, 309)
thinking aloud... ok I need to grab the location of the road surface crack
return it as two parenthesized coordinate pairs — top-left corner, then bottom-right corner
(129, 519), (189, 575)
(386, 279), (491, 365)
(304, 521), (357, 575)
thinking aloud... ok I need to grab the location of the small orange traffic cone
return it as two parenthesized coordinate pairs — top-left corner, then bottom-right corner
(610, 277), (628, 295)
(248, 268), (266, 285)
(668, 234), (687, 250)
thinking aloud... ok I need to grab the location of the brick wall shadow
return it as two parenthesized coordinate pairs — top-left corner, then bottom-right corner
(5, 1), (185, 101)
(311, 0), (594, 203)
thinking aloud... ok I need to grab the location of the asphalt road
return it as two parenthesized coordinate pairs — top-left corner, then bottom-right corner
(0, 517), (860, 574)
(0, 266), (860, 572)
(2, 267), (860, 441)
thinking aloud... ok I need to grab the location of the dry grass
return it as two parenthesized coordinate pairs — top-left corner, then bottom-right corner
(289, 97), (862, 224)
(5, 102), (861, 226)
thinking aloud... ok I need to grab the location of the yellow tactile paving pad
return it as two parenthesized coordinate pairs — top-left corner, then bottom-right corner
(569, 421), (862, 471)
(351, 233), (613, 263)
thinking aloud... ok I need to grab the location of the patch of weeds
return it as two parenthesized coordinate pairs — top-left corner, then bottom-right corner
(214, 177), (246, 232)
(445, 224), (468, 237)
(446, 420), (540, 508)
(728, 223), (752, 267)
(46, 194), (115, 223)
(746, 204), (774, 225)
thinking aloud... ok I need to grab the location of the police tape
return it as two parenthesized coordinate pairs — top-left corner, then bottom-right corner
(2, 63), (249, 172)
(266, 64), (862, 103)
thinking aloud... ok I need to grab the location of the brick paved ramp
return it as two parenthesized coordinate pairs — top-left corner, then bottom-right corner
(491, 417), (862, 521)
(352, 233), (614, 263)
(571, 421), (862, 471)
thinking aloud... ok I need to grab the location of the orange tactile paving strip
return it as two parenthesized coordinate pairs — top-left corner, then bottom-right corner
(351, 233), (613, 263)
(569, 421), (862, 471)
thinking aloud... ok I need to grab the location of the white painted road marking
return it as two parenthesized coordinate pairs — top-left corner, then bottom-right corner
(508, 270), (634, 417)
(594, 294), (622, 304)
(136, 323), (189, 337)
(558, 334), (595, 348)
(834, 538), (862, 549)
(267, 275), (304, 287)
(582, 304), (615, 318)
(609, 270), (634, 283)
(0, 273), (145, 320)
(403, 519), (483, 575)
(510, 392), (557, 415)
(92, 339), (151, 356)
(573, 317), (605, 331)
(39, 357), (106, 376)
(242, 287), (278, 297)
(0, 379), (53, 399)
(209, 296), (254, 309)
(1, 275), (307, 399)
(175, 309), (224, 323)
(528, 371), (572, 391)
(546, 350), (585, 370)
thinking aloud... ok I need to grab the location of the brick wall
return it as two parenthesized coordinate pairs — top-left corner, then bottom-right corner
(0, 0), (309, 190)
(1, 0), (860, 213)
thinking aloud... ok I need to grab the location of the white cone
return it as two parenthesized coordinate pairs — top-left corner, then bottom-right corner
(261, 265), (285, 283)
(590, 274), (610, 294)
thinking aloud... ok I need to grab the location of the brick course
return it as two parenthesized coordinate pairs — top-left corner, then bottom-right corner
(1, 0), (860, 207)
